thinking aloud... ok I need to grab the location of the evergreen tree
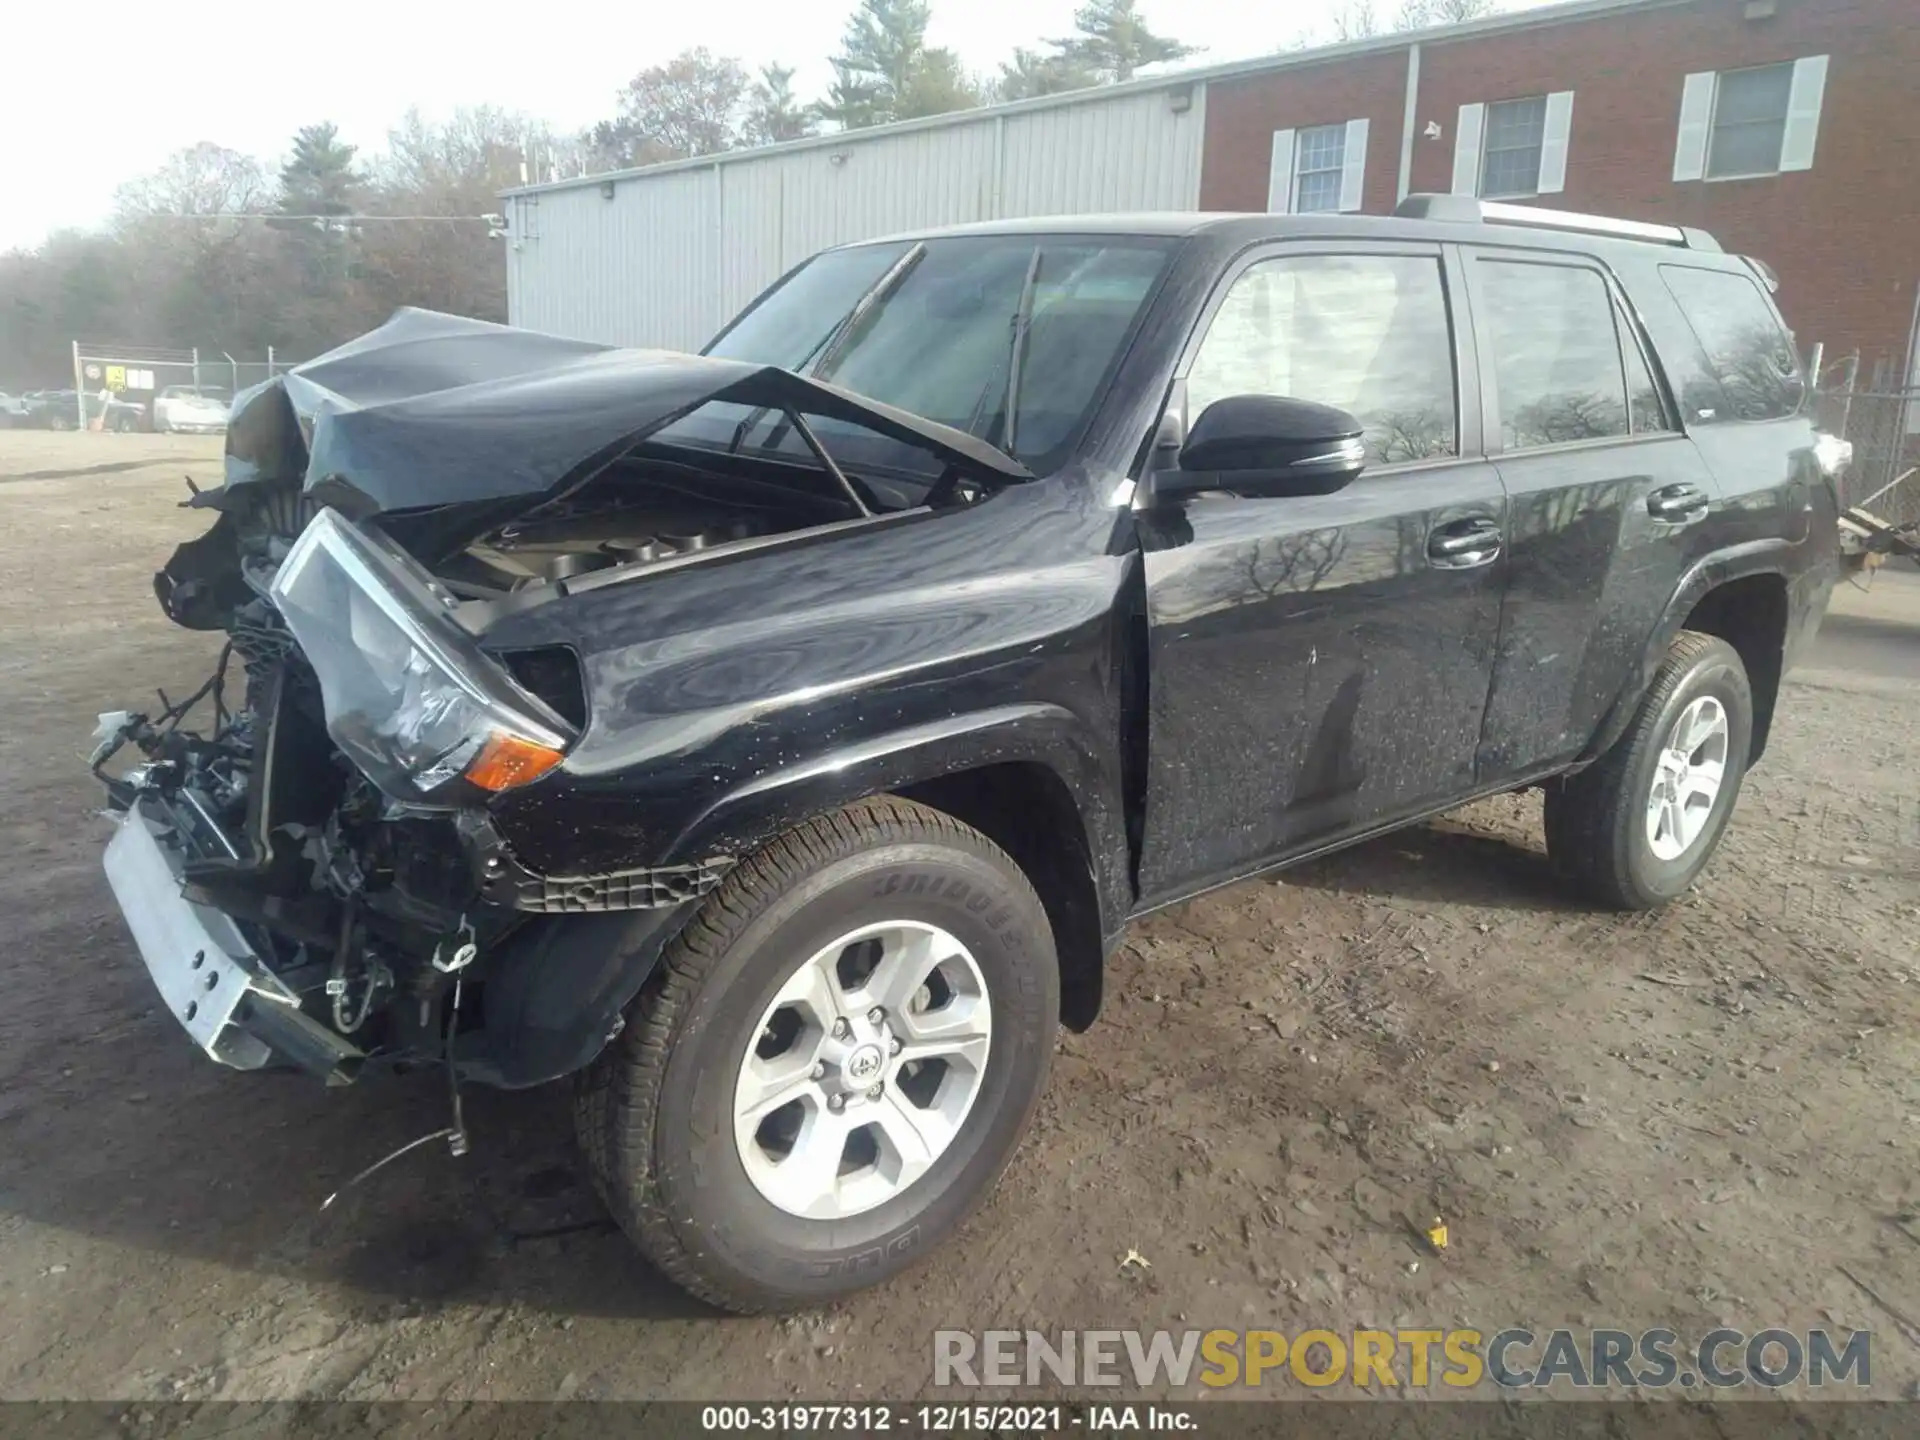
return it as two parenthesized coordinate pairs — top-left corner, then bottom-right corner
(279, 123), (360, 218)
(995, 47), (1100, 101)
(1052, 0), (1196, 83)
(744, 64), (818, 145)
(819, 0), (980, 129)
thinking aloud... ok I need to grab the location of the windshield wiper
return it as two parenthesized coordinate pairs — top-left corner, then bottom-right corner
(994, 248), (1044, 456)
(728, 242), (929, 458)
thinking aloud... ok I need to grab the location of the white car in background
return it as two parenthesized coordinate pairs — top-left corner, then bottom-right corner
(151, 386), (231, 434)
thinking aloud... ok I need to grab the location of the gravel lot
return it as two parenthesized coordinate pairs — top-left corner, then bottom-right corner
(2, 430), (1917, 1402)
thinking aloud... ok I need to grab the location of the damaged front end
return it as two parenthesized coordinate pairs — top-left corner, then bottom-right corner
(93, 308), (1031, 1089)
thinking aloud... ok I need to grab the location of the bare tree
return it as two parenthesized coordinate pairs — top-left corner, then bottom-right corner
(1394, 0), (1495, 27)
(113, 144), (269, 221)
(593, 48), (751, 167)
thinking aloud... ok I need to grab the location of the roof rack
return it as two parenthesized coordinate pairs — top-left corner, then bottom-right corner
(1394, 194), (1721, 252)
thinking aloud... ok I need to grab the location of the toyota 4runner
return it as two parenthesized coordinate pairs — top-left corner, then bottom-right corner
(92, 196), (1842, 1312)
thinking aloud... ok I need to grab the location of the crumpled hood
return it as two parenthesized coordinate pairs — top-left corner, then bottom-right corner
(219, 307), (1030, 514)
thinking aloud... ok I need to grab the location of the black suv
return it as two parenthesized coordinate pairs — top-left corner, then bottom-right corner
(93, 197), (1840, 1312)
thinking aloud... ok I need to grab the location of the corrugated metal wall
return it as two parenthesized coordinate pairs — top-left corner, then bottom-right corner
(506, 84), (1207, 351)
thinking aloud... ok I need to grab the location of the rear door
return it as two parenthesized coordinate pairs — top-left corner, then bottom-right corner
(1135, 242), (1508, 904)
(1463, 246), (1724, 782)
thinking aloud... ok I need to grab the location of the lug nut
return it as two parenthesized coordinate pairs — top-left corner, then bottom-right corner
(867, 1006), (886, 1024)
(889, 1036), (903, 1056)
(867, 1082), (884, 1100)
(810, 1061), (826, 1080)
(827, 1093), (845, 1113)
(831, 1017), (851, 1039)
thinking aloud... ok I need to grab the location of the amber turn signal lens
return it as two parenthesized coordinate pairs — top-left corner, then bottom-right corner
(463, 732), (566, 791)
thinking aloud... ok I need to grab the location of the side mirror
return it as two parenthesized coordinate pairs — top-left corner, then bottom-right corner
(1150, 395), (1367, 503)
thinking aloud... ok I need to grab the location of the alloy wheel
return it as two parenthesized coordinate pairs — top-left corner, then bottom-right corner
(733, 920), (992, 1220)
(1645, 694), (1729, 861)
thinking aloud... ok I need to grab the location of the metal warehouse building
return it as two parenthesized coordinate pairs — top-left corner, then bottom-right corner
(503, 0), (1920, 385)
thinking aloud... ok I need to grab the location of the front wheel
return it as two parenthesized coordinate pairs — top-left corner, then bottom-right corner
(576, 795), (1059, 1313)
(1545, 630), (1753, 909)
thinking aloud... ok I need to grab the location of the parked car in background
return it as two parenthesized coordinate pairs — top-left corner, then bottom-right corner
(20, 391), (148, 431)
(94, 199), (1843, 1314)
(102, 396), (149, 432)
(151, 386), (231, 434)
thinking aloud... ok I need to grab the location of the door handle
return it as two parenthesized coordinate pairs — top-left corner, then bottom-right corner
(1647, 484), (1710, 525)
(1427, 517), (1503, 569)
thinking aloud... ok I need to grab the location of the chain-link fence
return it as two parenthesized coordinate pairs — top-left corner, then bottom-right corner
(1812, 353), (1920, 526)
(67, 342), (295, 431)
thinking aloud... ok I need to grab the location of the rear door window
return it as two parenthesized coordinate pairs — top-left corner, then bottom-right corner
(1187, 252), (1458, 465)
(1660, 265), (1804, 422)
(1475, 258), (1632, 450)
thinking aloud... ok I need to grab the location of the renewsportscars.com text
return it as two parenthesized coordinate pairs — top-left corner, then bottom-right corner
(933, 1327), (1872, 1391)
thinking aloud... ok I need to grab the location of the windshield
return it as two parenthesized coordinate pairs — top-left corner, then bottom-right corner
(684, 234), (1173, 484)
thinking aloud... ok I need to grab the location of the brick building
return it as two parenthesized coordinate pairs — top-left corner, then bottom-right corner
(1200, 0), (1920, 384)
(508, 0), (1920, 394)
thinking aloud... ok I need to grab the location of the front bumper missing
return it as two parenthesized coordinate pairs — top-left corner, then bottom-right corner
(103, 800), (363, 1083)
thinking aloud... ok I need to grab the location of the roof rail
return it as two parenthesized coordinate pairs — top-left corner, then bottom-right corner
(1394, 194), (1721, 252)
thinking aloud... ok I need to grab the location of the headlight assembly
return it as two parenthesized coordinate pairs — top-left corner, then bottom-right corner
(270, 508), (573, 806)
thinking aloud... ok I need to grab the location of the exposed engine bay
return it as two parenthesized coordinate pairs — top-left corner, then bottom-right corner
(92, 308), (1032, 1090)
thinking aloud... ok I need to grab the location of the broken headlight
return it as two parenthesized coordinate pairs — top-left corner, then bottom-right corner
(270, 509), (573, 806)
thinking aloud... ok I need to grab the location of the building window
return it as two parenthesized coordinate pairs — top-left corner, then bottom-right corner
(1451, 93), (1574, 200)
(1674, 57), (1828, 182)
(1481, 97), (1548, 198)
(1266, 119), (1370, 215)
(1293, 124), (1347, 213)
(1709, 64), (1793, 177)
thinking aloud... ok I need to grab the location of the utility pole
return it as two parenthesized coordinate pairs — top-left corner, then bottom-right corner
(70, 341), (84, 430)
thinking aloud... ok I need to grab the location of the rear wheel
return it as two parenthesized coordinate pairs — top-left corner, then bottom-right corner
(49, 411), (73, 431)
(1545, 630), (1752, 909)
(576, 795), (1058, 1313)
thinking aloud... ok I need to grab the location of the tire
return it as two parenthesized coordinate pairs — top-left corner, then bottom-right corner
(50, 412), (72, 431)
(1545, 630), (1753, 910)
(577, 795), (1058, 1313)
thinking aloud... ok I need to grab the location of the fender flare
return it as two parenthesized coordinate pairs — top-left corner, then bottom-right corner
(466, 703), (1120, 1088)
(1579, 538), (1794, 765)
(664, 701), (1120, 892)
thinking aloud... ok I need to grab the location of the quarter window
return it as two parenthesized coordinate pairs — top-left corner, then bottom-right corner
(1481, 97), (1548, 198)
(1188, 253), (1457, 466)
(1660, 265), (1804, 422)
(1477, 261), (1631, 450)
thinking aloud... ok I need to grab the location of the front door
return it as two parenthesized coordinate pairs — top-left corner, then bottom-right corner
(1135, 244), (1507, 906)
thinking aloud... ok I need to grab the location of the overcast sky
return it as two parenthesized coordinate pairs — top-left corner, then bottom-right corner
(2, 0), (1540, 253)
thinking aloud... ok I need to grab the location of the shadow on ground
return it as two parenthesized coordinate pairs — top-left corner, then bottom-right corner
(1282, 804), (1577, 914)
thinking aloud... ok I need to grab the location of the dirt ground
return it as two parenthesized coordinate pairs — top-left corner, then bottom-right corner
(2, 430), (1917, 1403)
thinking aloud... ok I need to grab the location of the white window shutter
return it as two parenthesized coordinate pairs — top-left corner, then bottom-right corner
(1537, 91), (1575, 194)
(1452, 103), (1485, 196)
(1267, 129), (1297, 213)
(1338, 118), (1370, 212)
(1673, 71), (1715, 182)
(1780, 55), (1829, 172)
